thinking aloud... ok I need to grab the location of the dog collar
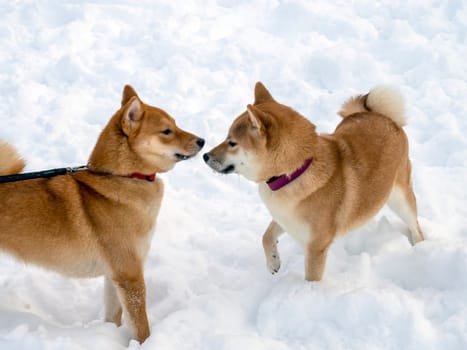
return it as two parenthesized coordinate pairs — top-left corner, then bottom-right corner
(128, 173), (156, 182)
(266, 158), (313, 191)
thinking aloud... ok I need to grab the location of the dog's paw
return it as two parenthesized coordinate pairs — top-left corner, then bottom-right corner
(266, 252), (281, 274)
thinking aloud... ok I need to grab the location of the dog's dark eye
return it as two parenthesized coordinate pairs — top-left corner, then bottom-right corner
(228, 141), (237, 147)
(161, 129), (172, 135)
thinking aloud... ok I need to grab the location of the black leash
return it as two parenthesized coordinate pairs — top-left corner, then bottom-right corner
(0, 165), (88, 183)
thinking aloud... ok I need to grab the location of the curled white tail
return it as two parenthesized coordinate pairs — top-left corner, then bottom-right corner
(339, 85), (406, 127)
(366, 85), (406, 126)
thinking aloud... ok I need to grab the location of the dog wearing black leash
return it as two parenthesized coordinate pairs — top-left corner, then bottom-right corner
(0, 85), (204, 344)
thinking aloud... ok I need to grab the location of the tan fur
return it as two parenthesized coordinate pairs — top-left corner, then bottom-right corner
(0, 141), (25, 175)
(0, 85), (204, 343)
(204, 82), (423, 282)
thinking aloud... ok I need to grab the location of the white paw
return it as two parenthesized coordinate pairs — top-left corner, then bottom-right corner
(266, 252), (281, 274)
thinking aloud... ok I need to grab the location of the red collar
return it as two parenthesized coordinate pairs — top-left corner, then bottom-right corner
(266, 158), (313, 191)
(128, 173), (156, 182)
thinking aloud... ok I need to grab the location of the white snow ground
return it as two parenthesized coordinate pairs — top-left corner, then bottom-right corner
(1, 1), (467, 349)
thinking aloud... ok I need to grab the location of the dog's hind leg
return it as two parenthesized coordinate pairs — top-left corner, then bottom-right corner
(387, 185), (424, 245)
(262, 220), (284, 274)
(104, 275), (122, 326)
(387, 159), (424, 245)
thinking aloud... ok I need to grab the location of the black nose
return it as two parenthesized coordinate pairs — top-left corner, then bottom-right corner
(203, 153), (210, 162)
(196, 138), (205, 148)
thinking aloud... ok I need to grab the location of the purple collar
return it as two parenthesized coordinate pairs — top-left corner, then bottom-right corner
(266, 158), (313, 191)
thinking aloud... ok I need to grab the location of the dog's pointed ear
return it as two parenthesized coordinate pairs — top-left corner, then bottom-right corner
(247, 104), (265, 135)
(121, 96), (142, 136)
(254, 82), (274, 105)
(121, 84), (140, 106)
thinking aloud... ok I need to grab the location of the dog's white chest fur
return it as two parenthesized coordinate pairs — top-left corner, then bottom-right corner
(259, 185), (310, 248)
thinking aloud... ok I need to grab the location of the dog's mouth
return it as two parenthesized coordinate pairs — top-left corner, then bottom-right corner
(175, 140), (204, 162)
(175, 153), (193, 161)
(220, 164), (235, 174)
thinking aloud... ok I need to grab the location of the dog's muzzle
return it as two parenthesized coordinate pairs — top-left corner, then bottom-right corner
(175, 138), (205, 161)
(203, 153), (235, 174)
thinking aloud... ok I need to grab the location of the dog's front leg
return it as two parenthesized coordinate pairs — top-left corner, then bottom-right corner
(104, 275), (122, 326)
(113, 269), (150, 343)
(262, 220), (284, 274)
(304, 235), (333, 281)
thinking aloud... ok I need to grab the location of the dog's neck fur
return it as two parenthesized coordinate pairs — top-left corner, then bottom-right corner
(256, 111), (317, 179)
(87, 113), (160, 177)
(263, 134), (337, 193)
(267, 157), (313, 191)
(250, 102), (319, 182)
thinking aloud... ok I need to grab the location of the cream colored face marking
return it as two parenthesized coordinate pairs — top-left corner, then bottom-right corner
(135, 136), (174, 159)
(225, 148), (261, 181)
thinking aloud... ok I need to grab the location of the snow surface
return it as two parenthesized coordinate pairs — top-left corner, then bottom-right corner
(1, 1), (467, 349)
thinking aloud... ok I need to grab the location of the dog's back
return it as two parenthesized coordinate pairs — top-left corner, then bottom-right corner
(0, 141), (25, 176)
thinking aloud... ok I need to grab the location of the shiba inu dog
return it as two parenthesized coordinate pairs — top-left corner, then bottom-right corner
(0, 85), (204, 343)
(204, 82), (423, 281)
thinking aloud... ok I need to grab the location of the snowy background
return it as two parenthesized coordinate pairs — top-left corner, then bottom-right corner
(1, 0), (467, 349)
